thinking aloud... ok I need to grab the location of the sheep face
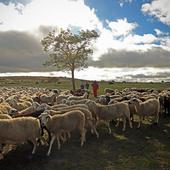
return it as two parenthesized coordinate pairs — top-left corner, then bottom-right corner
(38, 112), (51, 127)
(9, 108), (18, 115)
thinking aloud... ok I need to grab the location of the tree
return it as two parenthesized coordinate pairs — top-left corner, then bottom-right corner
(41, 28), (99, 91)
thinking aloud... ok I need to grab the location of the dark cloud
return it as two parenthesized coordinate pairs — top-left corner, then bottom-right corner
(38, 25), (58, 37)
(118, 71), (170, 82)
(88, 48), (170, 67)
(0, 31), (47, 72)
(0, 30), (170, 73)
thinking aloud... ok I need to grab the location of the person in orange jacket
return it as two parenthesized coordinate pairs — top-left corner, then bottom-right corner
(92, 80), (99, 98)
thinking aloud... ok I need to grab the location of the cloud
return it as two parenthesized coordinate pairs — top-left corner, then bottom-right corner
(107, 18), (138, 37)
(0, 31), (47, 72)
(123, 34), (157, 45)
(1, 30), (169, 73)
(0, 0), (170, 72)
(92, 25), (169, 60)
(0, 20), (3, 25)
(0, 0), (31, 5)
(118, 0), (133, 7)
(154, 28), (164, 36)
(141, 0), (170, 26)
(0, 0), (102, 32)
(88, 48), (170, 67)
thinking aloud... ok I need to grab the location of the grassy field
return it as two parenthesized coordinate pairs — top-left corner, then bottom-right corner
(0, 76), (170, 94)
(0, 76), (170, 170)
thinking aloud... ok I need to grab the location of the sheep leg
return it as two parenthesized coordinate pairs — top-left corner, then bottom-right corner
(67, 131), (71, 139)
(137, 116), (142, 128)
(115, 119), (120, 127)
(0, 145), (4, 160)
(155, 114), (159, 124)
(47, 135), (56, 156)
(91, 128), (94, 134)
(128, 116), (133, 128)
(122, 117), (126, 131)
(31, 140), (38, 155)
(57, 134), (61, 150)
(59, 131), (67, 143)
(90, 121), (99, 138)
(80, 128), (86, 146)
(92, 126), (99, 138)
(59, 131), (71, 143)
(106, 122), (111, 134)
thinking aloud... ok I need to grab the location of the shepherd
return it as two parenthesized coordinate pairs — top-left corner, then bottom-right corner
(92, 81), (99, 98)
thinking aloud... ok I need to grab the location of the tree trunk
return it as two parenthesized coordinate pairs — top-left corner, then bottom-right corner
(71, 68), (76, 92)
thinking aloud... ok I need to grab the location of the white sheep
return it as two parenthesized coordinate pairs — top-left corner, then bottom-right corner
(12, 102), (40, 117)
(129, 98), (160, 128)
(0, 102), (17, 115)
(0, 117), (41, 159)
(39, 92), (57, 105)
(45, 107), (99, 139)
(6, 98), (32, 111)
(86, 100), (132, 133)
(38, 110), (86, 156)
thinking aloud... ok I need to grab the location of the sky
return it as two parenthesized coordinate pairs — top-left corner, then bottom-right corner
(0, 0), (170, 81)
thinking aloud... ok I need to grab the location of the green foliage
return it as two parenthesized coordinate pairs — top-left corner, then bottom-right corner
(41, 28), (99, 72)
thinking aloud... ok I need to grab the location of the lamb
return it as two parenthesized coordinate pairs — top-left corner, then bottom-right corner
(12, 102), (40, 117)
(0, 102), (18, 115)
(129, 98), (160, 128)
(0, 117), (41, 159)
(38, 110), (86, 156)
(86, 100), (132, 133)
(45, 107), (99, 139)
(39, 93), (57, 105)
(6, 98), (32, 111)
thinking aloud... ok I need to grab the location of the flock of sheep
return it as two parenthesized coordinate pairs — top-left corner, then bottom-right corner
(0, 86), (170, 159)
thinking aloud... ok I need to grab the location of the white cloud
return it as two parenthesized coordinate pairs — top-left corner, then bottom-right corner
(0, 0), (102, 32)
(118, 0), (133, 7)
(154, 28), (164, 36)
(123, 34), (157, 45)
(0, 0), (170, 66)
(141, 0), (170, 26)
(107, 18), (138, 37)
